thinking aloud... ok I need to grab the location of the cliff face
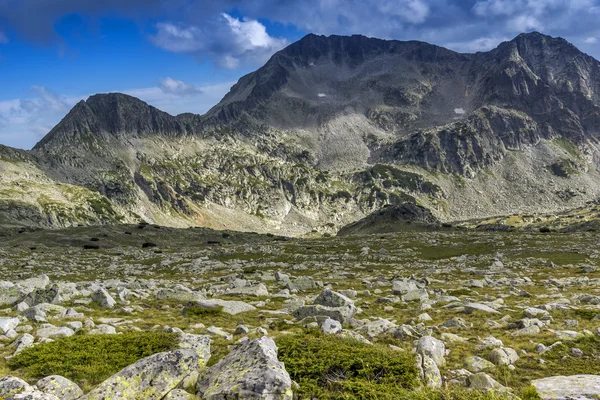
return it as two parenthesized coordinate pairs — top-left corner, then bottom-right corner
(2, 32), (600, 234)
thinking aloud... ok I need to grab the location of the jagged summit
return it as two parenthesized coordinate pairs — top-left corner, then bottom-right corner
(33, 93), (187, 151)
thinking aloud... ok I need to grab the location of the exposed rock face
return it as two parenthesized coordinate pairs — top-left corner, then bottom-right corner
(3, 32), (600, 233)
(81, 349), (203, 400)
(196, 336), (293, 400)
(531, 375), (600, 400)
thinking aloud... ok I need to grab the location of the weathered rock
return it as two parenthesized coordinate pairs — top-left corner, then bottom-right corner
(156, 286), (203, 303)
(21, 285), (61, 307)
(463, 302), (500, 314)
(163, 389), (197, 400)
(82, 349), (202, 400)
(416, 336), (445, 367)
(13, 333), (35, 354)
(0, 376), (34, 397)
(35, 326), (75, 339)
(531, 375), (600, 400)
(197, 336), (292, 399)
(464, 356), (495, 373)
(226, 283), (269, 297)
(91, 288), (116, 309)
(0, 317), (20, 334)
(184, 299), (256, 316)
(417, 353), (442, 388)
(392, 280), (420, 295)
(36, 375), (83, 400)
(468, 372), (505, 391)
(489, 347), (519, 366)
(178, 334), (211, 361)
(9, 391), (60, 400)
(321, 317), (342, 335)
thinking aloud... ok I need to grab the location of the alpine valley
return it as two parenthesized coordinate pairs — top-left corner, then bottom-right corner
(2, 31), (600, 235)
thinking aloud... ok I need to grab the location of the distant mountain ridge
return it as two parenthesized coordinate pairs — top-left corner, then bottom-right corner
(2, 32), (600, 235)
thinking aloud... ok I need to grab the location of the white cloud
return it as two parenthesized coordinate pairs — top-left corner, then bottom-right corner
(158, 77), (202, 96)
(584, 36), (598, 44)
(446, 35), (511, 52)
(150, 13), (288, 69)
(506, 15), (543, 32)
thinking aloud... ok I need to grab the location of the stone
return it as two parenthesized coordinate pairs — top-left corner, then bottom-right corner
(416, 336), (445, 367)
(185, 299), (256, 316)
(9, 391), (60, 399)
(489, 347), (519, 366)
(463, 302), (500, 314)
(321, 317), (342, 335)
(36, 375), (83, 400)
(91, 288), (116, 309)
(163, 389), (196, 399)
(197, 336), (292, 399)
(392, 280), (420, 295)
(292, 304), (355, 324)
(291, 276), (318, 291)
(206, 326), (233, 341)
(226, 283), (269, 297)
(403, 289), (429, 302)
(13, 333), (34, 355)
(88, 324), (117, 335)
(512, 325), (541, 336)
(532, 375), (600, 399)
(81, 349), (202, 400)
(313, 289), (354, 308)
(156, 286), (203, 303)
(0, 317), (20, 334)
(36, 326), (75, 339)
(0, 376), (34, 397)
(357, 318), (395, 338)
(524, 307), (550, 319)
(464, 356), (495, 373)
(21, 285), (61, 307)
(178, 334), (211, 362)
(468, 372), (505, 391)
(417, 353), (442, 388)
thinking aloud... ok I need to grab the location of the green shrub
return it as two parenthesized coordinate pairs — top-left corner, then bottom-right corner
(276, 330), (419, 399)
(7, 332), (178, 391)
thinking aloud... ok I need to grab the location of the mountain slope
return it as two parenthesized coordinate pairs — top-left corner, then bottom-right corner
(2, 32), (600, 234)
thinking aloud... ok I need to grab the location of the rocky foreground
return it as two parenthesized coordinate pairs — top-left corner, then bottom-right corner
(1, 225), (600, 399)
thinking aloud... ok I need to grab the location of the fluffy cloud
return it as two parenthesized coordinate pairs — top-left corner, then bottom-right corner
(151, 13), (288, 69)
(158, 77), (202, 96)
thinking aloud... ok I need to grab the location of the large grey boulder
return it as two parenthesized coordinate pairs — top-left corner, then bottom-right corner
(392, 280), (420, 295)
(463, 302), (500, 314)
(184, 299), (256, 316)
(467, 372), (506, 391)
(416, 336), (445, 367)
(226, 283), (269, 297)
(0, 317), (20, 334)
(0, 376), (34, 398)
(91, 288), (116, 308)
(197, 337), (292, 399)
(531, 375), (600, 399)
(36, 375), (83, 400)
(156, 285), (203, 303)
(9, 391), (60, 400)
(464, 356), (495, 373)
(489, 347), (519, 366)
(81, 349), (202, 400)
(293, 289), (357, 324)
(416, 353), (442, 389)
(21, 285), (61, 307)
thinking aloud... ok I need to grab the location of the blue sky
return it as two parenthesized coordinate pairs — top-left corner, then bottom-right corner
(1, 0), (599, 149)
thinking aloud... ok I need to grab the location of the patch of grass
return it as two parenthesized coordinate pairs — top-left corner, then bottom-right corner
(7, 332), (178, 392)
(182, 305), (224, 318)
(277, 330), (419, 399)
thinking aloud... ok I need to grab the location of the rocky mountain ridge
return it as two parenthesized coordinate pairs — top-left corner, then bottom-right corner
(2, 32), (600, 235)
